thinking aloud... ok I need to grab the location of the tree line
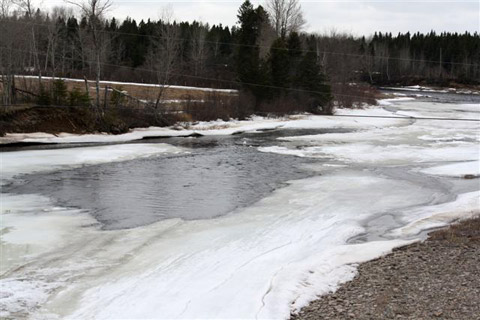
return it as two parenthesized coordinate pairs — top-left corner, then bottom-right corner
(1, 0), (479, 111)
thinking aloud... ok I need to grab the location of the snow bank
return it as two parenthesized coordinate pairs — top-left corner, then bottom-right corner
(1, 108), (410, 145)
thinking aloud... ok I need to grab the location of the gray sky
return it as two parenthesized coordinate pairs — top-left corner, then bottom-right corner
(47, 0), (479, 36)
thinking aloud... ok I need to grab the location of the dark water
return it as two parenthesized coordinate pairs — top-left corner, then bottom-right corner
(4, 128), (348, 230)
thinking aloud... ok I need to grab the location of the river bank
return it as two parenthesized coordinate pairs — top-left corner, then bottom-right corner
(293, 216), (480, 320)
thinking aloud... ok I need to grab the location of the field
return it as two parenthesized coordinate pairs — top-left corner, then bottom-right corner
(9, 75), (238, 108)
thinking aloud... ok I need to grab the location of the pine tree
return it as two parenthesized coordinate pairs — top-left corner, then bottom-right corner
(269, 37), (290, 92)
(236, 1), (268, 103)
(297, 50), (333, 114)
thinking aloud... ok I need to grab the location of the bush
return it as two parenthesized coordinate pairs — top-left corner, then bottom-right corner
(332, 83), (378, 109)
(184, 93), (242, 122)
(69, 88), (90, 107)
(110, 86), (126, 107)
(37, 86), (51, 105)
(52, 79), (68, 105)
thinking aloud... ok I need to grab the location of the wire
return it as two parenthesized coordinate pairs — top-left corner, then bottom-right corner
(1, 18), (479, 67)
(5, 104), (480, 123)
(1, 46), (383, 101)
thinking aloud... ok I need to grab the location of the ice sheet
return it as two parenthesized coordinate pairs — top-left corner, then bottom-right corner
(2, 172), (428, 319)
(420, 161), (480, 178)
(262, 101), (480, 165)
(1, 143), (184, 182)
(388, 191), (480, 237)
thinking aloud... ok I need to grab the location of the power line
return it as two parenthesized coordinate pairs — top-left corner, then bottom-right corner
(1, 18), (479, 67)
(4, 104), (479, 123)
(1, 46), (382, 101)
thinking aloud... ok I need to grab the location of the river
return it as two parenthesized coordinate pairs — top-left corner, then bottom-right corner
(1, 93), (479, 319)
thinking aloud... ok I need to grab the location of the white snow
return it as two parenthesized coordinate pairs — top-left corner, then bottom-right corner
(261, 101), (479, 165)
(260, 144), (478, 165)
(420, 161), (480, 178)
(389, 191), (480, 237)
(1, 172), (424, 319)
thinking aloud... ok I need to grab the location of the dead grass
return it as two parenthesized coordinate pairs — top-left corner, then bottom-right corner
(332, 82), (379, 108)
(13, 76), (237, 105)
(429, 216), (480, 244)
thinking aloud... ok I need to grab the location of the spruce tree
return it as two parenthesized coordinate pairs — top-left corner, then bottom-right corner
(236, 1), (269, 102)
(297, 50), (333, 114)
(269, 38), (290, 93)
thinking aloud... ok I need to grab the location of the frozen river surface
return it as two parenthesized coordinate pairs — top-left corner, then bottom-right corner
(1, 96), (479, 319)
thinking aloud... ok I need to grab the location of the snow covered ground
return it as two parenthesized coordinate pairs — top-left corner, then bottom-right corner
(1, 98), (479, 319)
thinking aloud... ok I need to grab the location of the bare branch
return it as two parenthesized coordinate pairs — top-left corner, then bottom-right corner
(265, 0), (305, 37)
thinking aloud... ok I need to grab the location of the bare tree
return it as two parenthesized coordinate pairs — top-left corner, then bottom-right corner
(146, 6), (179, 110)
(66, 0), (112, 109)
(190, 23), (208, 77)
(13, 0), (34, 16)
(13, 0), (44, 88)
(46, 6), (73, 77)
(257, 16), (276, 59)
(1, 0), (13, 18)
(266, 0), (305, 38)
(0, 2), (29, 105)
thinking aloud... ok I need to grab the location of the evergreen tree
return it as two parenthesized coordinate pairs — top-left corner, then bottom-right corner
(236, 1), (268, 101)
(269, 37), (290, 91)
(296, 49), (333, 114)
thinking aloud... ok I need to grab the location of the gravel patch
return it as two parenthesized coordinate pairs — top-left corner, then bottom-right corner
(292, 217), (480, 320)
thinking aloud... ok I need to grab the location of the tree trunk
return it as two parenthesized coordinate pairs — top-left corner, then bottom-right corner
(96, 52), (101, 109)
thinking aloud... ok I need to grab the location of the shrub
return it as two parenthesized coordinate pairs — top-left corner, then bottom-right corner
(52, 79), (68, 105)
(37, 86), (51, 105)
(69, 88), (90, 107)
(110, 86), (126, 107)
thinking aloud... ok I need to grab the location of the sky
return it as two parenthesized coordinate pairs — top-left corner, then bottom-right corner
(46, 0), (479, 37)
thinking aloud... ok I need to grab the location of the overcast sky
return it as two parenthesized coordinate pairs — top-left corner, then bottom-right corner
(47, 0), (479, 37)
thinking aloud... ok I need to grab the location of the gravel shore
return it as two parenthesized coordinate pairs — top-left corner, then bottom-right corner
(292, 217), (480, 320)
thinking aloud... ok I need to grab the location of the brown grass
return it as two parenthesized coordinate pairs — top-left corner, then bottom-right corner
(429, 215), (480, 244)
(13, 76), (237, 105)
(332, 82), (379, 108)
